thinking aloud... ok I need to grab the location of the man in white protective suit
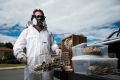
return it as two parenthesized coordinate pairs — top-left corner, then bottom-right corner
(13, 9), (62, 80)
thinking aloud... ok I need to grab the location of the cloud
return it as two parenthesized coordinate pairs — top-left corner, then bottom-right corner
(43, 0), (120, 33)
(0, 0), (120, 43)
(0, 23), (24, 36)
(0, 34), (17, 43)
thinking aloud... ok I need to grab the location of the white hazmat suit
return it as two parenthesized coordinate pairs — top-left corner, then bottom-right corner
(13, 25), (60, 80)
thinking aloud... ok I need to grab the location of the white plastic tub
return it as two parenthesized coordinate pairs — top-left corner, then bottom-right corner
(72, 44), (108, 57)
(72, 43), (87, 57)
(72, 55), (118, 75)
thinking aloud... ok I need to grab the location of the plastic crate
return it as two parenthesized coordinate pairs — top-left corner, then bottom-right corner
(72, 43), (87, 57)
(72, 44), (108, 57)
(72, 55), (118, 75)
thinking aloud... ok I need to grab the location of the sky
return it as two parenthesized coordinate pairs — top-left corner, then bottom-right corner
(0, 0), (120, 44)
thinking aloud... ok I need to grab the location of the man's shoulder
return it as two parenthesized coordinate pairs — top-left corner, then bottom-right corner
(22, 25), (33, 32)
(44, 30), (52, 35)
(22, 28), (28, 32)
(20, 28), (29, 35)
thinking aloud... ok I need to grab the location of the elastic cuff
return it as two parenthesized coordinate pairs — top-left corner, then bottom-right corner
(16, 52), (26, 61)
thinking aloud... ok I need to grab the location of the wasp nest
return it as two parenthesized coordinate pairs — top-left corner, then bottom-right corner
(88, 63), (115, 75)
(64, 38), (72, 50)
(84, 46), (101, 55)
(33, 55), (65, 71)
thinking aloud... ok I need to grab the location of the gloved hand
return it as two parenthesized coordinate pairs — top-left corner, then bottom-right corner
(17, 53), (27, 64)
(55, 49), (62, 56)
(34, 64), (43, 71)
(19, 55), (27, 64)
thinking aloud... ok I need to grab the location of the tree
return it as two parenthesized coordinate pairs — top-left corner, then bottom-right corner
(5, 42), (13, 49)
(0, 42), (4, 47)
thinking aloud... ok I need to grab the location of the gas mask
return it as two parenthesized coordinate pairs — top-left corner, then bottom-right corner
(32, 16), (46, 26)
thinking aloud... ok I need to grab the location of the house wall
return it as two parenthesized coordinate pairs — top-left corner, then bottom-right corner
(0, 51), (4, 57)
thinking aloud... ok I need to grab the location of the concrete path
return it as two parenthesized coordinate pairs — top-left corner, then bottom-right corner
(0, 66), (24, 71)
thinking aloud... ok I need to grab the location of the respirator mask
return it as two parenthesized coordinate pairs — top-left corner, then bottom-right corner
(32, 15), (46, 26)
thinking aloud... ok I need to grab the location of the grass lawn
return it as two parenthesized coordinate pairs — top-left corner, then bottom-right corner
(0, 64), (24, 68)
